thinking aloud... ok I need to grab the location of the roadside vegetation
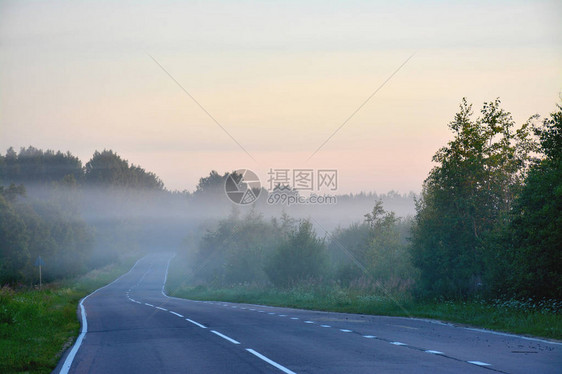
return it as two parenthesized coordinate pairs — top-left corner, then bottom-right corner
(167, 99), (561, 340)
(1, 98), (560, 373)
(169, 284), (561, 339)
(0, 255), (138, 374)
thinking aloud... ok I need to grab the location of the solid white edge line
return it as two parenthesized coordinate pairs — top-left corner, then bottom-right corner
(160, 254), (561, 354)
(464, 327), (562, 346)
(211, 330), (240, 344)
(186, 318), (207, 329)
(58, 257), (144, 374)
(246, 349), (296, 374)
(161, 254), (174, 296)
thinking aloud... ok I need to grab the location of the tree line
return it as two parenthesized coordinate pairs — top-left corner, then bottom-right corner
(411, 99), (561, 300)
(180, 204), (414, 293)
(0, 149), (169, 285)
(0, 148), (164, 190)
(182, 99), (561, 301)
(1, 98), (560, 302)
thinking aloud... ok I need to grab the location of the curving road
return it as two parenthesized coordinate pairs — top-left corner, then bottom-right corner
(55, 254), (562, 373)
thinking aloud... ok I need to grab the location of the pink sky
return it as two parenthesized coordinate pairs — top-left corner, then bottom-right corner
(1, 1), (560, 193)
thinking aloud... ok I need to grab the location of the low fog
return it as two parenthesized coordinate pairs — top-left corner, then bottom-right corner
(0, 147), (415, 286)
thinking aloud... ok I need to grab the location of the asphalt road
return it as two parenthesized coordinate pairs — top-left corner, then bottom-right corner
(55, 254), (562, 374)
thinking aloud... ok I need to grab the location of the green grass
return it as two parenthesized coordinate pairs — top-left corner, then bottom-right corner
(168, 284), (561, 340)
(0, 255), (139, 374)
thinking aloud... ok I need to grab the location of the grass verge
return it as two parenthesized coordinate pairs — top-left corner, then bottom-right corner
(168, 284), (561, 340)
(0, 255), (139, 374)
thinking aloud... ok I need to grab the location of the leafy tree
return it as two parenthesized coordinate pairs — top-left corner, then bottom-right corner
(193, 209), (281, 285)
(223, 211), (280, 285)
(410, 99), (537, 298)
(0, 182), (94, 284)
(0, 188), (29, 284)
(504, 104), (562, 299)
(265, 220), (327, 288)
(328, 222), (371, 284)
(84, 150), (163, 190)
(194, 170), (227, 196)
(0, 147), (83, 186)
(364, 202), (414, 282)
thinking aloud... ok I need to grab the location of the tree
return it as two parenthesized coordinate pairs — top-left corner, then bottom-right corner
(84, 150), (163, 190)
(410, 99), (537, 298)
(0, 189), (29, 284)
(0, 147), (83, 186)
(265, 220), (327, 288)
(364, 202), (413, 282)
(505, 104), (562, 299)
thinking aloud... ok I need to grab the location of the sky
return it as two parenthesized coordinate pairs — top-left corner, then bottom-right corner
(1, 0), (560, 194)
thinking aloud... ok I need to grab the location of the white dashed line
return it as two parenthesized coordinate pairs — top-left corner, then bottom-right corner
(363, 335), (376, 338)
(278, 314), (287, 317)
(304, 321), (315, 324)
(390, 342), (407, 346)
(290, 317), (299, 320)
(145, 303), (154, 307)
(425, 350), (444, 355)
(246, 349), (296, 374)
(340, 329), (352, 333)
(268, 312), (276, 315)
(169, 311), (183, 317)
(320, 325), (331, 328)
(468, 361), (491, 366)
(211, 330), (240, 345)
(186, 318), (207, 329)
(155, 306), (168, 311)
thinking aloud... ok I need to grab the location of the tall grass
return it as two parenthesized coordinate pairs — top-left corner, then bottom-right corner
(169, 283), (561, 340)
(0, 255), (138, 374)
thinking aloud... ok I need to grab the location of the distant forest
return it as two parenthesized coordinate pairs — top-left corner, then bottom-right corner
(0, 147), (414, 285)
(1, 98), (560, 302)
